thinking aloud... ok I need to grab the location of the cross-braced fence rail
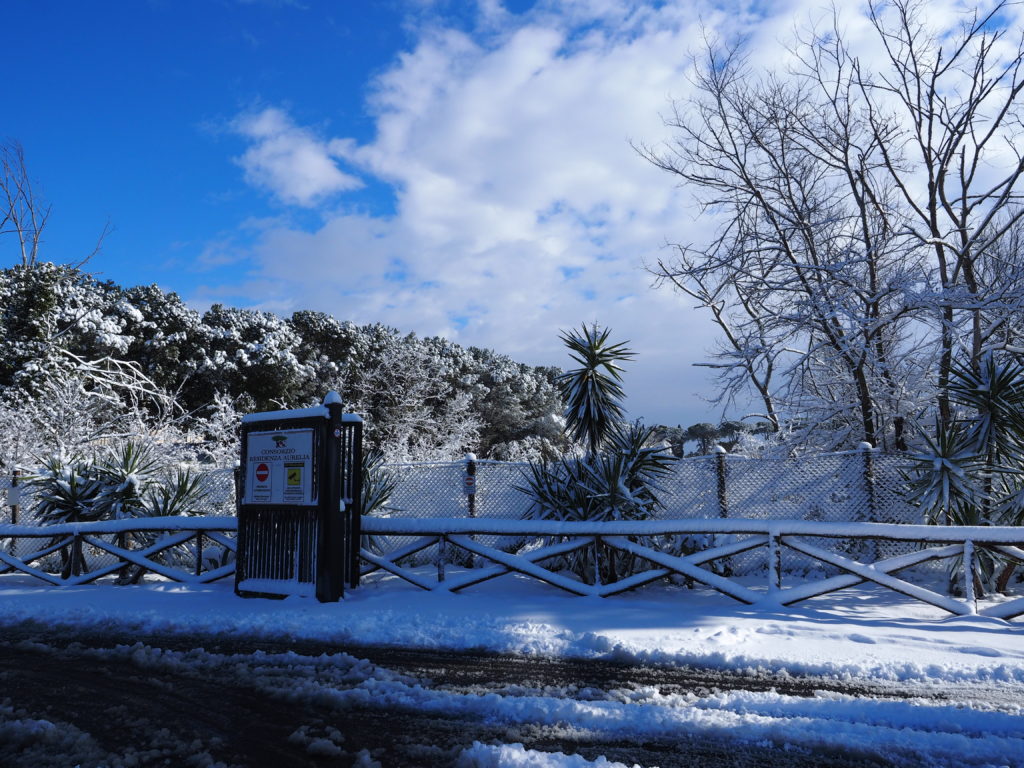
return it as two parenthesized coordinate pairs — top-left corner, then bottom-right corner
(359, 518), (1024, 620)
(0, 517), (237, 586)
(3, 517), (1022, 621)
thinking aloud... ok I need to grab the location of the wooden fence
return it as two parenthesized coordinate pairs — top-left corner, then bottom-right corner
(359, 517), (1024, 620)
(2, 516), (1023, 621)
(0, 517), (237, 586)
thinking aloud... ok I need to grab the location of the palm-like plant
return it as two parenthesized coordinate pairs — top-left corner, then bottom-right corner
(27, 441), (212, 580)
(907, 354), (1024, 594)
(142, 468), (209, 517)
(360, 447), (401, 556)
(28, 454), (104, 578)
(558, 324), (635, 456)
(31, 454), (104, 525)
(520, 324), (683, 584)
(93, 441), (163, 520)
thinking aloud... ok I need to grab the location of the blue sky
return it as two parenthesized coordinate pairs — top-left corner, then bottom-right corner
(3, 0), (843, 427)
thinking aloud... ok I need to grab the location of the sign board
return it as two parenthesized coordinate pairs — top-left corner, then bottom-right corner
(242, 427), (316, 506)
(462, 474), (476, 495)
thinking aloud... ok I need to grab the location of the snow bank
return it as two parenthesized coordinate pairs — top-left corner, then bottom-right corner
(1, 572), (1023, 687)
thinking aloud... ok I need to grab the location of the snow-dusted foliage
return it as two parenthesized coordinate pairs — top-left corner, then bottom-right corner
(0, 264), (566, 465)
(519, 327), (675, 582)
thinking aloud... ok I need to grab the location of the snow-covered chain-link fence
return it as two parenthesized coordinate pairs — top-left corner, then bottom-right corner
(378, 449), (919, 519)
(369, 449), (923, 575)
(2, 448), (919, 526)
(1, 449), (921, 577)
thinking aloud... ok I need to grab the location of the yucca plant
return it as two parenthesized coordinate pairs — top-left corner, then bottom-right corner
(93, 441), (163, 520)
(520, 422), (674, 583)
(906, 354), (1024, 595)
(142, 467), (209, 517)
(28, 453), (103, 577)
(30, 454), (104, 525)
(27, 441), (213, 580)
(558, 324), (635, 457)
(360, 447), (401, 557)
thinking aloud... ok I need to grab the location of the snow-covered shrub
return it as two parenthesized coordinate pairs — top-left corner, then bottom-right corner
(25, 440), (213, 578)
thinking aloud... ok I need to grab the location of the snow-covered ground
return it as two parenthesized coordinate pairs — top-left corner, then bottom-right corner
(2, 572), (1023, 767)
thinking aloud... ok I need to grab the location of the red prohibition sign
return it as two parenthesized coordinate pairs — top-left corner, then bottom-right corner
(255, 463), (270, 482)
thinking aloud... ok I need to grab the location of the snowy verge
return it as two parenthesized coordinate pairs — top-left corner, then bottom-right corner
(1, 571), (1022, 688)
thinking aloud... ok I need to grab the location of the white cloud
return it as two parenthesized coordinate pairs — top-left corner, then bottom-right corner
(231, 107), (363, 206)
(209, 0), (886, 425)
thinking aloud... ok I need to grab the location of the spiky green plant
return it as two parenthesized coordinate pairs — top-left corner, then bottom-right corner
(360, 447), (401, 557)
(27, 442), (213, 580)
(558, 324), (635, 456)
(142, 468), (209, 517)
(906, 354), (1024, 595)
(29, 454), (104, 525)
(518, 422), (675, 584)
(93, 441), (163, 520)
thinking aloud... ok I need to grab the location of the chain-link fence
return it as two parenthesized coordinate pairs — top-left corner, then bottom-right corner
(367, 449), (925, 574)
(2, 450), (926, 578)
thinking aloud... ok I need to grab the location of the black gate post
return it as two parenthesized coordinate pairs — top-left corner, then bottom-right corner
(343, 414), (364, 588)
(317, 392), (345, 602)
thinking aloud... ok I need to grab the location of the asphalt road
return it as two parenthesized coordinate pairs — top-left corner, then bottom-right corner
(0, 624), (946, 767)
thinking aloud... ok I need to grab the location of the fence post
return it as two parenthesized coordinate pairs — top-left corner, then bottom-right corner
(859, 442), (877, 523)
(859, 442), (878, 564)
(713, 447), (733, 577)
(9, 469), (20, 526)
(465, 453), (477, 517)
(963, 540), (977, 614)
(437, 534), (447, 583)
(715, 446), (729, 518)
(768, 528), (781, 594)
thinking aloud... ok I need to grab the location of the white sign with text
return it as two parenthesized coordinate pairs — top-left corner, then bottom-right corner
(243, 428), (316, 506)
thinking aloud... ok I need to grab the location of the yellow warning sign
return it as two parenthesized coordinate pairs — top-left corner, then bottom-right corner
(286, 466), (303, 486)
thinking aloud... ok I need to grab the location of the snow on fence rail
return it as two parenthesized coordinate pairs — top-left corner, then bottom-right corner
(1, 515), (1022, 622)
(359, 517), (1024, 620)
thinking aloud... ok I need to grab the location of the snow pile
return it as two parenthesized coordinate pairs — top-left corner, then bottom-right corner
(456, 742), (640, 767)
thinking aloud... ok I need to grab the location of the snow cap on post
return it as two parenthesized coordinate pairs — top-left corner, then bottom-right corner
(323, 390), (343, 407)
(714, 444), (727, 454)
(858, 442), (874, 452)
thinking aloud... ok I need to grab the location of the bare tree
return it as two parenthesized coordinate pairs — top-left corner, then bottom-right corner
(641, 1), (1024, 448)
(1, 139), (111, 269)
(1, 140), (50, 267)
